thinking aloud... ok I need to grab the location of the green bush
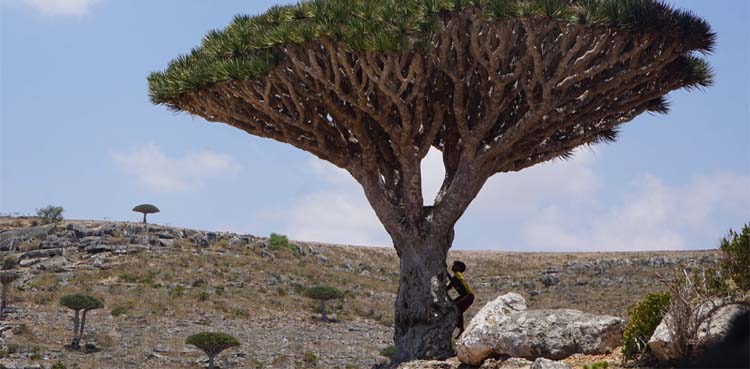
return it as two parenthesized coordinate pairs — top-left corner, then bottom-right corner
(1, 256), (17, 270)
(379, 345), (397, 359)
(622, 292), (670, 361)
(302, 351), (318, 365)
(110, 305), (129, 317)
(51, 362), (67, 369)
(583, 361), (609, 369)
(192, 278), (207, 287)
(718, 223), (749, 292)
(36, 205), (64, 224)
(268, 233), (299, 256)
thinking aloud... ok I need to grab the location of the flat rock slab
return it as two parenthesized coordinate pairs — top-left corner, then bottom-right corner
(19, 248), (63, 261)
(456, 293), (624, 365)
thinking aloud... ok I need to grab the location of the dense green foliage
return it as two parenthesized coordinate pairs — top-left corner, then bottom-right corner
(36, 205), (64, 224)
(583, 361), (609, 369)
(622, 292), (671, 361)
(718, 223), (750, 292)
(380, 345), (397, 359)
(149, 0), (714, 103)
(132, 204), (160, 214)
(304, 285), (344, 301)
(702, 223), (750, 296)
(268, 233), (299, 256)
(59, 294), (104, 311)
(186, 332), (240, 357)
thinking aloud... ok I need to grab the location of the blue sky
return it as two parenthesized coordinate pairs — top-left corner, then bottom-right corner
(1, 0), (747, 251)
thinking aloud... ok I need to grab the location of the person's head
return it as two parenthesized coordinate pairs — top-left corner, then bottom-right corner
(452, 261), (466, 273)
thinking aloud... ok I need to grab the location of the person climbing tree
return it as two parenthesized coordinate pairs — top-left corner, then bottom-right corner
(448, 261), (474, 338)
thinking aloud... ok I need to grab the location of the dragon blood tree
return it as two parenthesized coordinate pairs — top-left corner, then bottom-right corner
(149, 0), (713, 362)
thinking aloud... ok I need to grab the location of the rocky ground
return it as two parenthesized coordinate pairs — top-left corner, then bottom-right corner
(0, 217), (720, 369)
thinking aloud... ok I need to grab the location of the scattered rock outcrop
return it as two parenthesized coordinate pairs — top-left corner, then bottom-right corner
(456, 293), (624, 365)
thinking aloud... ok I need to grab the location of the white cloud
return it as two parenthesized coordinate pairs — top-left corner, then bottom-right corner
(521, 171), (750, 251)
(112, 143), (240, 192)
(278, 147), (748, 251)
(3, 0), (99, 17)
(283, 161), (387, 246)
(285, 191), (387, 246)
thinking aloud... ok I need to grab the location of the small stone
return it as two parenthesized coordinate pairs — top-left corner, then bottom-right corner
(531, 358), (571, 369)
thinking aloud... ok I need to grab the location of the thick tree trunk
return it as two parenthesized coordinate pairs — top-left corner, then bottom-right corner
(320, 300), (328, 322)
(71, 310), (80, 348)
(1, 283), (8, 317)
(208, 354), (215, 369)
(80, 309), (88, 343)
(393, 232), (458, 363)
(142, 213), (147, 224)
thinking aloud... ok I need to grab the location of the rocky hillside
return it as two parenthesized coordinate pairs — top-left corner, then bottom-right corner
(0, 217), (719, 369)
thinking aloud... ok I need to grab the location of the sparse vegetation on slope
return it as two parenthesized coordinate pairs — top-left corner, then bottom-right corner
(0, 218), (725, 368)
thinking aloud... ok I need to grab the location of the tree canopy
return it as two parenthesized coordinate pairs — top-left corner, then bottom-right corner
(304, 285), (345, 301)
(149, 0), (712, 102)
(186, 332), (240, 357)
(0, 272), (19, 285)
(60, 294), (104, 311)
(132, 204), (160, 214)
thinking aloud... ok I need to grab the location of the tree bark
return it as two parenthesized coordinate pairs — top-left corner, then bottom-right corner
(142, 213), (147, 224)
(320, 300), (328, 322)
(208, 354), (215, 369)
(80, 309), (88, 343)
(71, 309), (80, 348)
(1, 283), (7, 318)
(393, 232), (458, 363)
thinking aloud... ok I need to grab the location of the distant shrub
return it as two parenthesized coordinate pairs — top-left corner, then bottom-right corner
(51, 362), (66, 369)
(186, 332), (240, 369)
(192, 278), (207, 287)
(169, 285), (186, 297)
(583, 361), (609, 369)
(36, 205), (64, 224)
(302, 351), (318, 366)
(304, 285), (344, 322)
(380, 345), (397, 359)
(110, 305), (129, 317)
(715, 223), (749, 292)
(622, 292), (670, 362)
(268, 233), (299, 256)
(1, 256), (17, 270)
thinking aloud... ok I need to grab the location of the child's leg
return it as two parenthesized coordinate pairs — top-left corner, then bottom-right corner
(456, 313), (464, 338)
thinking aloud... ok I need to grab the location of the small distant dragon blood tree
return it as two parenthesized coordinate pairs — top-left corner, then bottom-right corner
(304, 285), (344, 322)
(149, 0), (714, 362)
(0, 272), (19, 318)
(132, 204), (160, 224)
(186, 332), (240, 369)
(59, 294), (103, 349)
